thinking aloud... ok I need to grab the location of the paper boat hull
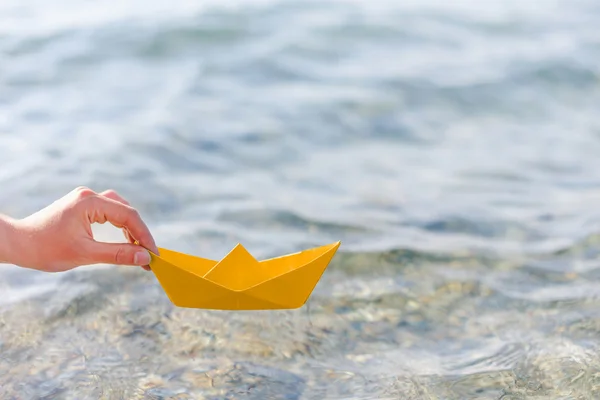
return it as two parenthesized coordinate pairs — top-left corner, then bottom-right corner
(149, 241), (340, 310)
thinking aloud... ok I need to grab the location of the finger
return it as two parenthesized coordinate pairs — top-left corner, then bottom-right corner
(122, 228), (150, 269)
(85, 241), (151, 266)
(97, 191), (153, 270)
(98, 190), (134, 242)
(86, 196), (159, 255)
(99, 192), (134, 241)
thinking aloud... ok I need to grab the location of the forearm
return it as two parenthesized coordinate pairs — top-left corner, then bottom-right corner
(0, 214), (19, 265)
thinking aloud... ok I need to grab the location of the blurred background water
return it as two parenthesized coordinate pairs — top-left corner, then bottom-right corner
(2, 0), (600, 398)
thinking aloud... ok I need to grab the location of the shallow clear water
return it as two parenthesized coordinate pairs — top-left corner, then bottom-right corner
(2, 0), (600, 398)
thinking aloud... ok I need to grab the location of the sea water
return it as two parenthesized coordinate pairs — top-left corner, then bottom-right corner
(1, 0), (600, 398)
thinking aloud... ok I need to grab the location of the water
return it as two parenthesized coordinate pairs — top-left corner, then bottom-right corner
(2, 0), (600, 398)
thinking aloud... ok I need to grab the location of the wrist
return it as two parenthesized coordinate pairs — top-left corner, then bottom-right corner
(0, 215), (21, 265)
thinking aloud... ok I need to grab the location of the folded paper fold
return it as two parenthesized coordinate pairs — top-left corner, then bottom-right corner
(149, 241), (341, 310)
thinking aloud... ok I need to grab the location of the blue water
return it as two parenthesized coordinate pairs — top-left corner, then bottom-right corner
(2, 0), (600, 398)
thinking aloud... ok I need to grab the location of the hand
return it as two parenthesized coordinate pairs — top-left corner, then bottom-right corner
(5, 186), (159, 272)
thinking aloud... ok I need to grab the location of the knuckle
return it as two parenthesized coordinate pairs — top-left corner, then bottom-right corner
(127, 206), (141, 220)
(100, 189), (117, 197)
(114, 246), (131, 265)
(74, 186), (96, 199)
(102, 189), (120, 198)
(74, 185), (90, 193)
(100, 189), (129, 201)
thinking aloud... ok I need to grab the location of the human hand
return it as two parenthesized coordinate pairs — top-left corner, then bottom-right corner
(3, 186), (159, 272)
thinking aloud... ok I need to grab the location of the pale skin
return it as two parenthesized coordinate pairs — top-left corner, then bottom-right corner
(0, 186), (159, 272)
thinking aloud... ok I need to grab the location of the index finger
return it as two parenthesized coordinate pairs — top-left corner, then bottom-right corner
(99, 190), (137, 241)
(87, 196), (159, 255)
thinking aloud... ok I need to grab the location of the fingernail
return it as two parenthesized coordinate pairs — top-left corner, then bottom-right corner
(134, 249), (150, 265)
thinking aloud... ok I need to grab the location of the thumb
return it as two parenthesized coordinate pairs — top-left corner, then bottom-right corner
(86, 242), (151, 266)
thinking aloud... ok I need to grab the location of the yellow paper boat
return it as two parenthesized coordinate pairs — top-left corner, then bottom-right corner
(148, 241), (341, 310)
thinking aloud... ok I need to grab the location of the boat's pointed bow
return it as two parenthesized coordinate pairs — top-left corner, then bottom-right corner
(329, 240), (342, 252)
(245, 241), (341, 308)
